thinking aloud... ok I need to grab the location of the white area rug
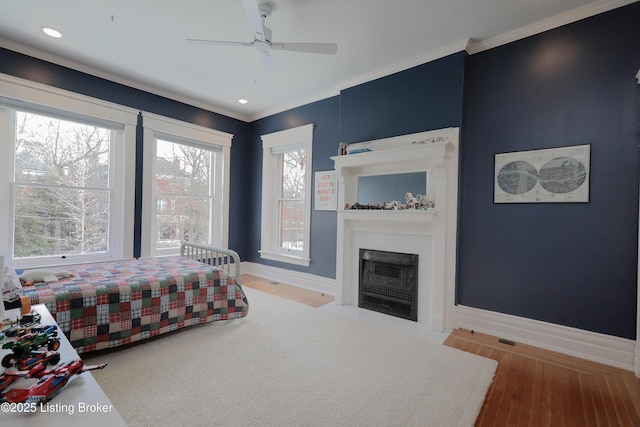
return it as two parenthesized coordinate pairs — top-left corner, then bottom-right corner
(85, 287), (497, 427)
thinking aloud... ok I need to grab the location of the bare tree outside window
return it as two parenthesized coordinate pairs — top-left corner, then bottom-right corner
(13, 112), (111, 258)
(278, 148), (306, 252)
(155, 139), (213, 249)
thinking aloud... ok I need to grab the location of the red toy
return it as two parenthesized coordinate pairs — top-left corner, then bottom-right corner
(3, 359), (107, 404)
(0, 370), (28, 394)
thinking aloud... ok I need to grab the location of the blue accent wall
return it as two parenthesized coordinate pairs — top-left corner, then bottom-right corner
(339, 52), (466, 144)
(458, 4), (640, 339)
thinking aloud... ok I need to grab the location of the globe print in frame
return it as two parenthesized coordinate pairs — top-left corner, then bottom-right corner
(494, 144), (590, 203)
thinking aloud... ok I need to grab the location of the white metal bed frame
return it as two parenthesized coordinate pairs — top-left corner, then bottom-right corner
(180, 241), (243, 286)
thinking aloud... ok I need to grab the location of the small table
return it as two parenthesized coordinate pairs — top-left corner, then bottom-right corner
(1, 304), (127, 426)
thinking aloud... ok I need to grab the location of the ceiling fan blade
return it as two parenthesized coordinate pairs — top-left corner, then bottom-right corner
(271, 42), (337, 55)
(242, 0), (266, 41)
(186, 38), (253, 48)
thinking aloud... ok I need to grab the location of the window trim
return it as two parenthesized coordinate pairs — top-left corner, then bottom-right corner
(0, 74), (137, 268)
(259, 124), (313, 267)
(140, 112), (233, 258)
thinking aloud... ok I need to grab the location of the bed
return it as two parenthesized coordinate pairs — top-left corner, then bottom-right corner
(3, 243), (249, 354)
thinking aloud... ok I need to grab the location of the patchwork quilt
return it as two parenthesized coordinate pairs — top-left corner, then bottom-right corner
(22, 256), (249, 354)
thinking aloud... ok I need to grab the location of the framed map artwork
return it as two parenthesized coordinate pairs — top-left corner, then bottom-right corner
(494, 144), (590, 203)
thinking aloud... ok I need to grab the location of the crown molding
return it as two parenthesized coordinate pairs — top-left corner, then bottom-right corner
(336, 38), (471, 94)
(467, 0), (639, 54)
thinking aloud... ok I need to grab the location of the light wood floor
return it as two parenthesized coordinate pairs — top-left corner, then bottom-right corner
(445, 329), (640, 427)
(242, 274), (334, 308)
(242, 275), (640, 426)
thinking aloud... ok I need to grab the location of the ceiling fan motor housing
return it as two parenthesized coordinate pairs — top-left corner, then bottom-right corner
(259, 3), (273, 44)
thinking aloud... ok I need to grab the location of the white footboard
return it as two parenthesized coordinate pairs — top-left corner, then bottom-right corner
(180, 242), (242, 286)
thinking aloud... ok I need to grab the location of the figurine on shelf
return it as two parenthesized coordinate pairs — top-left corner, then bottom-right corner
(419, 194), (434, 208)
(405, 192), (420, 209)
(385, 201), (400, 210)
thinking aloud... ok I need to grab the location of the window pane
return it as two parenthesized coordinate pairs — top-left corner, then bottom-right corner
(277, 148), (305, 252)
(278, 199), (304, 251)
(14, 185), (109, 258)
(15, 112), (110, 188)
(280, 149), (306, 199)
(155, 139), (214, 250)
(13, 111), (112, 260)
(156, 196), (211, 249)
(156, 139), (211, 197)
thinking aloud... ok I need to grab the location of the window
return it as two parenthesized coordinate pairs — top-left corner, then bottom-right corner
(141, 113), (232, 257)
(13, 112), (113, 259)
(260, 124), (313, 266)
(154, 138), (216, 250)
(0, 74), (137, 268)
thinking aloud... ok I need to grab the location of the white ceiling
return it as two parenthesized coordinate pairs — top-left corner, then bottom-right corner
(0, 0), (634, 121)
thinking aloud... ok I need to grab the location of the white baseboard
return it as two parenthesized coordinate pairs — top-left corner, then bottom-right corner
(457, 305), (636, 372)
(241, 262), (337, 296)
(635, 341), (640, 378)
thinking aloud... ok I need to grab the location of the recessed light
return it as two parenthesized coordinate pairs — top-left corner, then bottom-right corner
(42, 27), (62, 38)
(238, 99), (248, 104)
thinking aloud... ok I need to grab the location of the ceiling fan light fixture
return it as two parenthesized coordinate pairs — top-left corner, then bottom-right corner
(42, 27), (62, 38)
(186, 0), (337, 72)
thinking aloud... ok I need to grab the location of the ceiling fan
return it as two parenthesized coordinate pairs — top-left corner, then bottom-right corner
(186, 0), (337, 70)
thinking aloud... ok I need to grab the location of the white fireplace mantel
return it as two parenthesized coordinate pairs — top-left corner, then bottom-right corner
(332, 128), (459, 332)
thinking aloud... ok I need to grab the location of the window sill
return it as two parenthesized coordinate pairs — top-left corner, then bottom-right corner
(259, 250), (310, 267)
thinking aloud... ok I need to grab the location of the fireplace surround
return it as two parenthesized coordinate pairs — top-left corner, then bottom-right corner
(332, 127), (459, 331)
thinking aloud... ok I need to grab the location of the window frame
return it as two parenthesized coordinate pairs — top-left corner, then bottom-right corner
(140, 112), (232, 258)
(260, 124), (313, 266)
(0, 74), (137, 268)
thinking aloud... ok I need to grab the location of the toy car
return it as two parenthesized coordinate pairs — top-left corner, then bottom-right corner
(2, 359), (107, 404)
(2, 332), (60, 357)
(2, 350), (61, 370)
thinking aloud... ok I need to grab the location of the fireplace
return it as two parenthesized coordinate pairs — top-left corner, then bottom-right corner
(359, 249), (418, 321)
(332, 127), (460, 331)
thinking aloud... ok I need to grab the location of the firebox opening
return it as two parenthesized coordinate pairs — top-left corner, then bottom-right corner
(358, 249), (418, 321)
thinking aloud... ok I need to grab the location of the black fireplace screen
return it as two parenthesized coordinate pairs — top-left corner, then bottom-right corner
(358, 249), (418, 321)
